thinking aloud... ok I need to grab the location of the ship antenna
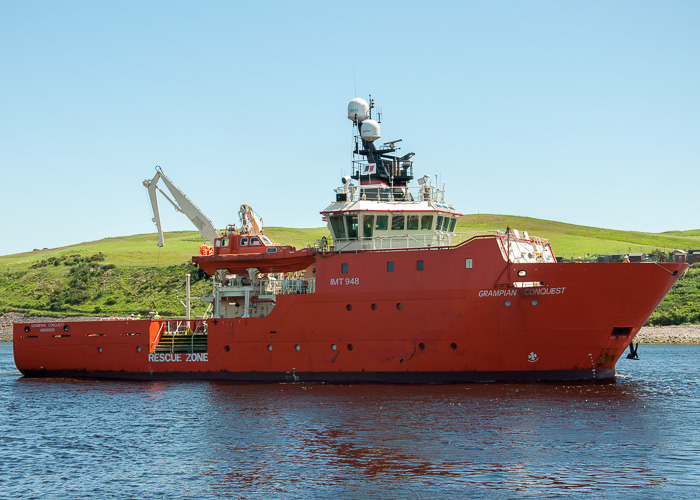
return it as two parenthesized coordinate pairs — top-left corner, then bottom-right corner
(353, 62), (357, 96)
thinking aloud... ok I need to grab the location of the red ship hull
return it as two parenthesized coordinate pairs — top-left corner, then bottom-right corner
(13, 236), (686, 382)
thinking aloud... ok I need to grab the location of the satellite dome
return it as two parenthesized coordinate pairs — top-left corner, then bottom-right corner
(360, 119), (380, 142)
(347, 98), (370, 122)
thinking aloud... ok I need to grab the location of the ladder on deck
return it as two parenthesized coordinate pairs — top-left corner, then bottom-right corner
(154, 330), (208, 354)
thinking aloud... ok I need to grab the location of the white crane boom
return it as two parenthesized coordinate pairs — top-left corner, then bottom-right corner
(238, 204), (264, 235)
(143, 167), (220, 247)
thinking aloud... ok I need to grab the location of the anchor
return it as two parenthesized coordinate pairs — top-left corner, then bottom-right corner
(626, 342), (640, 360)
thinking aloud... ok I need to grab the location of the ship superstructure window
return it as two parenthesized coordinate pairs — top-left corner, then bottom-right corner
(421, 215), (432, 230)
(376, 215), (388, 231)
(363, 215), (374, 238)
(441, 217), (449, 231)
(346, 215), (358, 239)
(222, 238), (229, 247)
(417, 260), (424, 270)
(240, 237), (248, 246)
(261, 236), (273, 245)
(342, 263), (348, 273)
(449, 218), (457, 232)
(250, 237), (262, 246)
(407, 215), (419, 230)
(387, 261), (394, 272)
(436, 215), (443, 231)
(465, 258), (473, 269)
(391, 215), (405, 231)
(330, 216), (346, 240)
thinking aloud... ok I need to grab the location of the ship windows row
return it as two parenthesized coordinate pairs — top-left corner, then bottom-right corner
(216, 235), (274, 247)
(329, 214), (457, 240)
(342, 260), (425, 273)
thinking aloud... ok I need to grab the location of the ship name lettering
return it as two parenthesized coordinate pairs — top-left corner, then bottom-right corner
(524, 287), (567, 296)
(478, 289), (518, 298)
(330, 277), (360, 286)
(478, 287), (567, 298)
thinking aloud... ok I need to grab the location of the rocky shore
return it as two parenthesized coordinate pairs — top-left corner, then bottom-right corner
(2, 312), (700, 344)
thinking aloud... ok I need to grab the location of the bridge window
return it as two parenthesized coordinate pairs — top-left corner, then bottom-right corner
(250, 237), (262, 246)
(391, 215), (405, 231)
(240, 237), (248, 246)
(330, 216), (346, 240)
(407, 215), (419, 230)
(345, 215), (358, 239)
(436, 216), (443, 231)
(449, 218), (457, 232)
(442, 217), (451, 231)
(261, 236), (273, 245)
(363, 215), (374, 238)
(222, 238), (229, 247)
(375, 215), (388, 231)
(421, 215), (432, 230)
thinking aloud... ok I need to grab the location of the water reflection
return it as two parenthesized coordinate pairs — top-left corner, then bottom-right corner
(192, 380), (676, 495)
(2, 345), (700, 497)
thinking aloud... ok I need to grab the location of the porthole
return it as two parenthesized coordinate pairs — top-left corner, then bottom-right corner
(225, 345), (231, 352)
(295, 344), (301, 351)
(531, 300), (538, 306)
(347, 344), (354, 351)
(98, 347), (103, 353)
(450, 343), (457, 350)
(63, 325), (70, 332)
(24, 326), (30, 333)
(346, 304), (352, 311)
(331, 344), (337, 351)
(517, 270), (527, 277)
(504, 300), (511, 307)
(396, 303), (403, 310)
(371, 303), (377, 310)
(136, 346), (141, 353)
(418, 342), (425, 350)
(267, 345), (273, 352)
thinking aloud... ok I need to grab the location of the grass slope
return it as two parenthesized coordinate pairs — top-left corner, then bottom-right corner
(457, 215), (700, 259)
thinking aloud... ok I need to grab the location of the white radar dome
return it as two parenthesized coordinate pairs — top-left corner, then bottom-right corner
(360, 119), (380, 142)
(347, 98), (370, 122)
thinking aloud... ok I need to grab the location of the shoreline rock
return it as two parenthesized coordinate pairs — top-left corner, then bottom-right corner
(2, 312), (700, 344)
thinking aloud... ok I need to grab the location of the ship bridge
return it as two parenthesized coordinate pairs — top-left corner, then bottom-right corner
(321, 176), (462, 251)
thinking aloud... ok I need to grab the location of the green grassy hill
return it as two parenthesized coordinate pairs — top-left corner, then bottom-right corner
(457, 215), (700, 259)
(1, 216), (698, 324)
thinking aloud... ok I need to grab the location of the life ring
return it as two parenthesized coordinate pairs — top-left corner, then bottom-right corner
(199, 245), (214, 256)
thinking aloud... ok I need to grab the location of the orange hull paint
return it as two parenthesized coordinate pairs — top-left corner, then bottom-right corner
(13, 236), (687, 382)
(192, 247), (315, 275)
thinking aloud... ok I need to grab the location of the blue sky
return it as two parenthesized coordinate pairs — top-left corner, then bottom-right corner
(1, 1), (698, 256)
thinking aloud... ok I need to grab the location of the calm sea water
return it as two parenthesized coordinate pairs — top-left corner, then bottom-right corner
(1, 343), (699, 499)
